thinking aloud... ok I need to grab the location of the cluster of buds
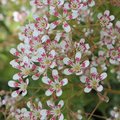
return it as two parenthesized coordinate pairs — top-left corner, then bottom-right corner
(7, 0), (120, 119)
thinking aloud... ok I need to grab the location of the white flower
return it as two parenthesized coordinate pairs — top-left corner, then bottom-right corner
(47, 100), (64, 120)
(42, 69), (68, 96)
(8, 78), (29, 97)
(80, 67), (107, 93)
(63, 51), (89, 75)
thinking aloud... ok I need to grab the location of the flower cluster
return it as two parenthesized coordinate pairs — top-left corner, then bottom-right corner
(7, 0), (120, 119)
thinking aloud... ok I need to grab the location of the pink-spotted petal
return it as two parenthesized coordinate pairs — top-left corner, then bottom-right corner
(42, 76), (53, 85)
(64, 2), (70, 9)
(59, 0), (64, 6)
(45, 88), (54, 96)
(97, 85), (103, 92)
(99, 72), (107, 80)
(49, 50), (56, 58)
(26, 79), (29, 85)
(58, 114), (64, 120)
(37, 47), (46, 56)
(90, 67), (97, 74)
(38, 101), (42, 109)
(56, 89), (62, 96)
(116, 21), (120, 28)
(63, 69), (72, 75)
(47, 100), (55, 108)
(80, 76), (87, 83)
(63, 57), (73, 65)
(50, 20), (61, 30)
(52, 69), (59, 80)
(11, 91), (18, 97)
(110, 15), (115, 21)
(10, 48), (17, 55)
(89, 0), (95, 7)
(84, 87), (92, 93)
(8, 81), (16, 87)
(97, 13), (102, 19)
(50, 61), (57, 68)
(32, 73), (40, 80)
(41, 35), (50, 43)
(22, 90), (27, 96)
(75, 52), (81, 63)
(58, 100), (64, 108)
(60, 78), (68, 86)
(13, 73), (21, 80)
(62, 21), (71, 32)
(104, 10), (110, 16)
(10, 60), (19, 68)
(81, 60), (89, 68)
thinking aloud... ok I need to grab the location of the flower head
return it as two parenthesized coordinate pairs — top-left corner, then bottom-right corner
(80, 67), (107, 93)
(42, 69), (68, 96)
(47, 100), (64, 120)
(63, 51), (89, 75)
(8, 78), (29, 97)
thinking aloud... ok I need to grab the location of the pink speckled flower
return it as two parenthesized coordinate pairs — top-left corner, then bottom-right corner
(42, 69), (68, 96)
(80, 67), (107, 93)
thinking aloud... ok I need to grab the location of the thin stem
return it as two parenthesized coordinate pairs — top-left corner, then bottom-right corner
(88, 101), (102, 120)
(86, 112), (107, 119)
(105, 89), (120, 94)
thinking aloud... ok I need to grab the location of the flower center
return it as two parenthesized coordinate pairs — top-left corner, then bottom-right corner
(20, 83), (27, 90)
(71, 3), (79, 10)
(100, 17), (109, 27)
(54, 108), (61, 116)
(91, 80), (98, 88)
(38, 19), (47, 29)
(22, 69), (31, 75)
(44, 58), (51, 65)
(72, 64), (81, 72)
(54, 83), (61, 90)
(110, 50), (118, 59)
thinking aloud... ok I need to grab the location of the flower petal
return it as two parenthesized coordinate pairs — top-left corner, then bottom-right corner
(63, 57), (73, 65)
(45, 88), (54, 96)
(97, 85), (103, 92)
(60, 78), (68, 86)
(56, 89), (62, 96)
(104, 10), (110, 16)
(97, 13), (102, 19)
(42, 76), (53, 85)
(99, 72), (107, 80)
(47, 100), (55, 108)
(52, 69), (59, 80)
(110, 15), (115, 21)
(90, 67), (97, 74)
(84, 87), (92, 93)
(49, 20), (61, 30)
(62, 21), (71, 32)
(80, 76), (87, 83)
(11, 91), (18, 97)
(8, 81), (16, 87)
(58, 100), (64, 108)
(81, 60), (89, 68)
(59, 114), (64, 120)
(63, 69), (72, 75)
(22, 90), (27, 96)
(13, 73), (21, 80)
(75, 52), (81, 63)
(41, 35), (50, 43)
